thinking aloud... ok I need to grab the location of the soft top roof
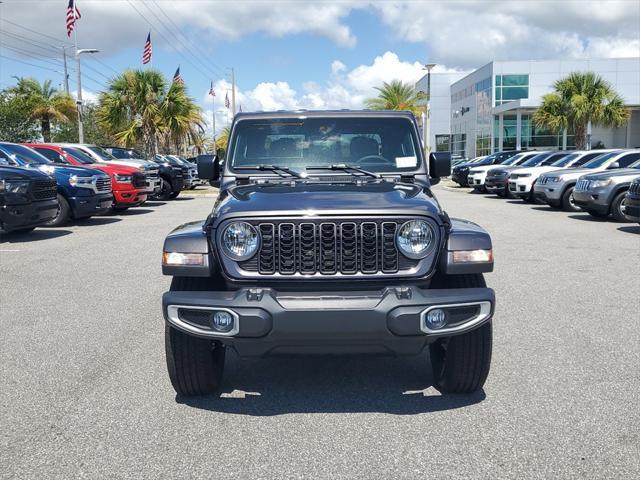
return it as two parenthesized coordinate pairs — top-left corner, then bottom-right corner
(232, 110), (417, 121)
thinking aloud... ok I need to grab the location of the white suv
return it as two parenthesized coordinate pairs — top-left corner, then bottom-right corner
(508, 150), (605, 202)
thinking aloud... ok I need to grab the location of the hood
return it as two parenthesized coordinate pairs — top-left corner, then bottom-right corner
(468, 165), (496, 173)
(213, 180), (440, 225)
(90, 163), (139, 175)
(581, 168), (640, 181)
(542, 167), (602, 180)
(511, 166), (559, 175)
(488, 165), (522, 176)
(0, 165), (50, 180)
(23, 163), (103, 177)
(102, 158), (152, 170)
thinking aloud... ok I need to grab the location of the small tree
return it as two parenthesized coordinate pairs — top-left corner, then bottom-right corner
(8, 78), (76, 142)
(534, 72), (630, 150)
(365, 80), (426, 115)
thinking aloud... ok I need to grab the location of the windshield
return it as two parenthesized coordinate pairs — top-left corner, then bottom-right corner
(629, 159), (640, 169)
(520, 152), (551, 167)
(62, 147), (96, 164)
(0, 143), (50, 165)
(550, 153), (579, 167)
(168, 155), (188, 166)
(500, 154), (523, 165)
(229, 117), (421, 173)
(582, 151), (620, 168)
(88, 146), (118, 160)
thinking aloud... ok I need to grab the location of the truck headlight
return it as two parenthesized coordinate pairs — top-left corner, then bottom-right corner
(222, 221), (260, 261)
(549, 176), (561, 182)
(38, 165), (56, 175)
(69, 174), (95, 188)
(114, 174), (133, 183)
(1, 180), (30, 194)
(396, 220), (435, 259)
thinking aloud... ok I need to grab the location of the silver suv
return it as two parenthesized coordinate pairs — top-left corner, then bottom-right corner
(534, 150), (639, 211)
(573, 159), (640, 221)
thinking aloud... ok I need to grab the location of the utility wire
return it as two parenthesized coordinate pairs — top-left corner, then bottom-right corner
(0, 54), (64, 74)
(0, 18), (73, 47)
(149, 0), (226, 78)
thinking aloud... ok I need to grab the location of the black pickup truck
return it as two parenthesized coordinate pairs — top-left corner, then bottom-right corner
(0, 165), (59, 234)
(161, 110), (495, 396)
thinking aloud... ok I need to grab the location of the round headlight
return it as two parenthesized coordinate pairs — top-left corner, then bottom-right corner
(221, 222), (260, 261)
(396, 220), (435, 259)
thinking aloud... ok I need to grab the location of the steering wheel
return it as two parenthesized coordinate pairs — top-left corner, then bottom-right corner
(357, 155), (394, 165)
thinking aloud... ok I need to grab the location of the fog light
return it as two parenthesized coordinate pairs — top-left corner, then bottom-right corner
(212, 311), (234, 332)
(425, 309), (447, 330)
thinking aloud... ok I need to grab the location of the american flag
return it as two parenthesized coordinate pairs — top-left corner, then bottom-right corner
(142, 33), (152, 65)
(224, 92), (230, 108)
(66, 0), (81, 37)
(173, 67), (184, 85)
(208, 81), (215, 97)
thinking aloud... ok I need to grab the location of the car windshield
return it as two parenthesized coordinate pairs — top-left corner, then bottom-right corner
(168, 155), (187, 166)
(629, 159), (640, 169)
(581, 151), (620, 168)
(89, 146), (118, 160)
(520, 152), (551, 167)
(229, 116), (421, 173)
(501, 154), (525, 165)
(63, 147), (96, 164)
(550, 153), (579, 167)
(0, 143), (50, 165)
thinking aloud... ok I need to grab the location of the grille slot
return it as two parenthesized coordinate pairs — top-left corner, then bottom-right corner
(575, 179), (591, 192)
(630, 180), (640, 195)
(96, 177), (112, 192)
(132, 172), (147, 188)
(32, 179), (57, 200)
(240, 220), (425, 276)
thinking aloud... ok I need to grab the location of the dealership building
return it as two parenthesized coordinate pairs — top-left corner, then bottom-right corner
(416, 58), (640, 159)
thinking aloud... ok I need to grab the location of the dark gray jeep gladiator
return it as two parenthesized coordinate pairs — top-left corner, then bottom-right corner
(161, 110), (495, 396)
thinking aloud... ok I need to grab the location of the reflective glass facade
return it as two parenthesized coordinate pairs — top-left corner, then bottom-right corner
(475, 77), (492, 155)
(493, 114), (575, 150)
(495, 74), (529, 105)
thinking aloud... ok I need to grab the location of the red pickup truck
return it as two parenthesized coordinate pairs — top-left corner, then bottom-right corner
(26, 144), (148, 211)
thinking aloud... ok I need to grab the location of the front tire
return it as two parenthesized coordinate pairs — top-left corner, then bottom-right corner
(611, 191), (630, 222)
(153, 178), (173, 201)
(43, 194), (69, 227)
(561, 186), (580, 212)
(165, 276), (226, 396)
(429, 273), (492, 394)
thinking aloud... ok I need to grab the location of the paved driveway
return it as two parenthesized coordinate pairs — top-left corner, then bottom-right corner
(1, 188), (638, 479)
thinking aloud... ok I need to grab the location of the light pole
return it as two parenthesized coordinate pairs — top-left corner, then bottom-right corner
(75, 48), (99, 143)
(423, 63), (436, 153)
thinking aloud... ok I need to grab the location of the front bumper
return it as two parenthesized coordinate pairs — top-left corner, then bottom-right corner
(485, 177), (508, 193)
(163, 285), (495, 357)
(68, 192), (114, 218)
(622, 195), (640, 221)
(509, 178), (534, 197)
(468, 172), (488, 188)
(0, 198), (59, 231)
(534, 180), (565, 203)
(114, 189), (147, 207)
(572, 189), (610, 214)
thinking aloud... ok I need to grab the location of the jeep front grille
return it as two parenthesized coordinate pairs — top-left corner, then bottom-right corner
(236, 219), (424, 277)
(575, 179), (591, 192)
(629, 179), (640, 195)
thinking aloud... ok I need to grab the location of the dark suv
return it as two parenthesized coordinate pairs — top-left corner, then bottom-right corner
(161, 111), (496, 396)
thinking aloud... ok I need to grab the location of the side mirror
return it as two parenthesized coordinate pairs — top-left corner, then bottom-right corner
(197, 155), (220, 181)
(607, 161), (620, 170)
(429, 151), (451, 180)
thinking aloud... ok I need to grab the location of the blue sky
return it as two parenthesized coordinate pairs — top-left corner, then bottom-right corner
(1, 1), (638, 133)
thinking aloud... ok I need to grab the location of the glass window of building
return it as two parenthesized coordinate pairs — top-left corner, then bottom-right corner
(495, 74), (529, 106)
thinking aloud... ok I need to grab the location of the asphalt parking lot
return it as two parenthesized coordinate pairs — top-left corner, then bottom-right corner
(1, 188), (639, 479)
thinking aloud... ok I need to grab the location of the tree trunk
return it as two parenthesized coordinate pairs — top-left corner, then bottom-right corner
(41, 118), (51, 143)
(574, 122), (586, 150)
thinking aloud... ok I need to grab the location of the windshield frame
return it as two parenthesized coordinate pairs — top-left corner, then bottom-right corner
(225, 114), (426, 176)
(0, 143), (51, 165)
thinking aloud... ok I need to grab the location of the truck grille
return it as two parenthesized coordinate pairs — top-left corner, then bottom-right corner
(96, 177), (112, 192)
(31, 179), (57, 200)
(575, 179), (592, 192)
(132, 172), (147, 188)
(237, 219), (422, 276)
(538, 176), (551, 185)
(629, 179), (640, 195)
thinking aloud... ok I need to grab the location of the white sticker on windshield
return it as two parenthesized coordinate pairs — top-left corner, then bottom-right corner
(396, 156), (417, 168)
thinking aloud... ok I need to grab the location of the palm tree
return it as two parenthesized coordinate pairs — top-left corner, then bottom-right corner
(9, 77), (76, 142)
(98, 69), (203, 157)
(365, 80), (426, 115)
(534, 72), (630, 150)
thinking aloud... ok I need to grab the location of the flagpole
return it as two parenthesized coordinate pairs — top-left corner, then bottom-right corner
(212, 97), (216, 148)
(73, 19), (83, 143)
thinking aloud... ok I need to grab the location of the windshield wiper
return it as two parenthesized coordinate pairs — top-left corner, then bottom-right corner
(234, 164), (304, 178)
(306, 164), (380, 179)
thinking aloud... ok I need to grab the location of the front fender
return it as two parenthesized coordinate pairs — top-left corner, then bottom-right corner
(162, 220), (214, 277)
(441, 218), (493, 274)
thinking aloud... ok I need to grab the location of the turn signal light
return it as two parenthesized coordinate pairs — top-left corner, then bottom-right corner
(162, 251), (205, 266)
(452, 249), (493, 263)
